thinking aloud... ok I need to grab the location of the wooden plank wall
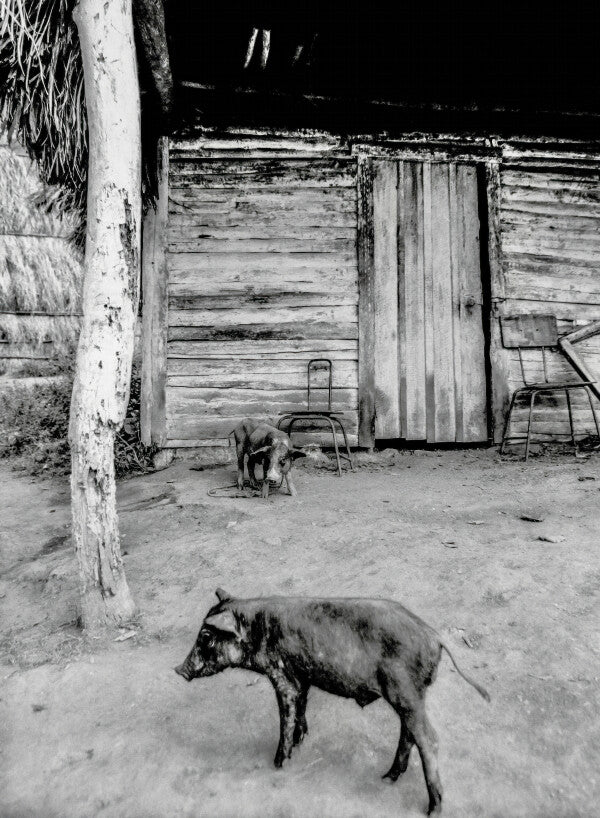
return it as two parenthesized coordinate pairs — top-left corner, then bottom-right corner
(165, 134), (359, 447)
(494, 152), (600, 442)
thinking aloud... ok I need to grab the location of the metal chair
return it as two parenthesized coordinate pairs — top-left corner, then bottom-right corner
(499, 315), (600, 460)
(277, 358), (355, 476)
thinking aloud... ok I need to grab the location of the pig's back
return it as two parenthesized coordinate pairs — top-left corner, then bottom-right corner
(238, 597), (440, 696)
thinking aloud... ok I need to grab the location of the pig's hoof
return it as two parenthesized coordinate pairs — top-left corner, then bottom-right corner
(382, 769), (401, 783)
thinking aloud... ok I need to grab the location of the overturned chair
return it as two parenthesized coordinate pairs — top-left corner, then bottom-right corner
(277, 358), (355, 476)
(500, 314), (600, 460)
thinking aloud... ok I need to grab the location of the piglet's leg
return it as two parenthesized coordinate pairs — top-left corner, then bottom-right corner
(270, 674), (300, 767)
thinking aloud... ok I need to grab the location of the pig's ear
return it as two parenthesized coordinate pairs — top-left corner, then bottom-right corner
(291, 449), (307, 460)
(204, 610), (243, 640)
(215, 587), (232, 603)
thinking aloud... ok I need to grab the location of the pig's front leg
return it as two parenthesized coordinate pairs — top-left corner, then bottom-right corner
(293, 683), (309, 745)
(270, 673), (300, 767)
(247, 455), (261, 490)
(285, 472), (297, 497)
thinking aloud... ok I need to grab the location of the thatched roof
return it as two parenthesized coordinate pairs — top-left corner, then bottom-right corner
(0, 1), (86, 225)
(0, 0), (171, 233)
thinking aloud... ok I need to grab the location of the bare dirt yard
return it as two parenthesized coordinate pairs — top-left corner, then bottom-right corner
(1, 446), (599, 818)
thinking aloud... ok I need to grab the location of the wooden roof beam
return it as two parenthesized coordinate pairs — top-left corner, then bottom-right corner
(133, 0), (173, 124)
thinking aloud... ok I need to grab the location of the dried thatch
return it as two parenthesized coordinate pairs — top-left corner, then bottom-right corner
(0, 137), (82, 361)
(0, 0), (86, 224)
(0, 0), (171, 238)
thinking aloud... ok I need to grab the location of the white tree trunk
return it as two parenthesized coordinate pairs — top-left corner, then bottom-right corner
(70, 0), (141, 630)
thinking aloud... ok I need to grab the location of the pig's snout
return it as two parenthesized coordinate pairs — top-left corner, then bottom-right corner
(175, 650), (203, 681)
(265, 466), (283, 485)
(174, 662), (193, 681)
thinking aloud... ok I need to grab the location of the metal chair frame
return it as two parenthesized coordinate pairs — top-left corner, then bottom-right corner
(500, 324), (600, 460)
(277, 358), (355, 476)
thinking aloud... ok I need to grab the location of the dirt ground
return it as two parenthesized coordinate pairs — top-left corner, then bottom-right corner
(1, 445), (600, 818)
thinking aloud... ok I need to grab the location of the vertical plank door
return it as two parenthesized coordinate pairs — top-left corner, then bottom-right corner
(372, 160), (400, 437)
(365, 159), (488, 443)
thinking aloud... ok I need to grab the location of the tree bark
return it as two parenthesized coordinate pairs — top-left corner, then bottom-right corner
(70, 0), (141, 631)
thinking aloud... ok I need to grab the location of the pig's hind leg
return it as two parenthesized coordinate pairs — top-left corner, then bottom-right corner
(402, 705), (442, 815)
(236, 443), (246, 490)
(381, 673), (442, 815)
(382, 718), (414, 781)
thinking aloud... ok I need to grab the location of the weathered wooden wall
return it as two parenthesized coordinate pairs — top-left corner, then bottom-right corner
(143, 131), (600, 452)
(164, 134), (359, 446)
(491, 147), (600, 442)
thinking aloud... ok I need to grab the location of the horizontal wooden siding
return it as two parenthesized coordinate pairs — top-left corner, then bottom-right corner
(495, 157), (600, 442)
(165, 137), (359, 446)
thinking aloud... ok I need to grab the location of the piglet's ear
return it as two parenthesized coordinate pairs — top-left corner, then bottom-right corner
(251, 445), (270, 456)
(204, 610), (242, 639)
(291, 449), (307, 460)
(215, 587), (231, 603)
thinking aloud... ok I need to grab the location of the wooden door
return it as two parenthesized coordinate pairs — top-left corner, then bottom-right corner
(363, 159), (488, 443)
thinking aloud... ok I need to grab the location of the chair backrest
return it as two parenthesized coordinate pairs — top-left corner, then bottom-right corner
(500, 314), (558, 349)
(307, 358), (333, 410)
(500, 314), (573, 386)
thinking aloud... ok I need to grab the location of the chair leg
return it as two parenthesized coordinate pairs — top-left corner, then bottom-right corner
(500, 391), (520, 455)
(524, 391), (537, 462)
(331, 416), (355, 472)
(584, 386), (600, 440)
(565, 388), (577, 456)
(323, 416), (342, 477)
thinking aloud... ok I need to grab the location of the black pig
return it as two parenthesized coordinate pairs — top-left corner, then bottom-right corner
(175, 589), (490, 815)
(232, 418), (306, 498)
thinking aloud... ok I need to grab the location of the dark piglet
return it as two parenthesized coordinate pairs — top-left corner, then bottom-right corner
(232, 418), (306, 498)
(175, 589), (490, 816)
